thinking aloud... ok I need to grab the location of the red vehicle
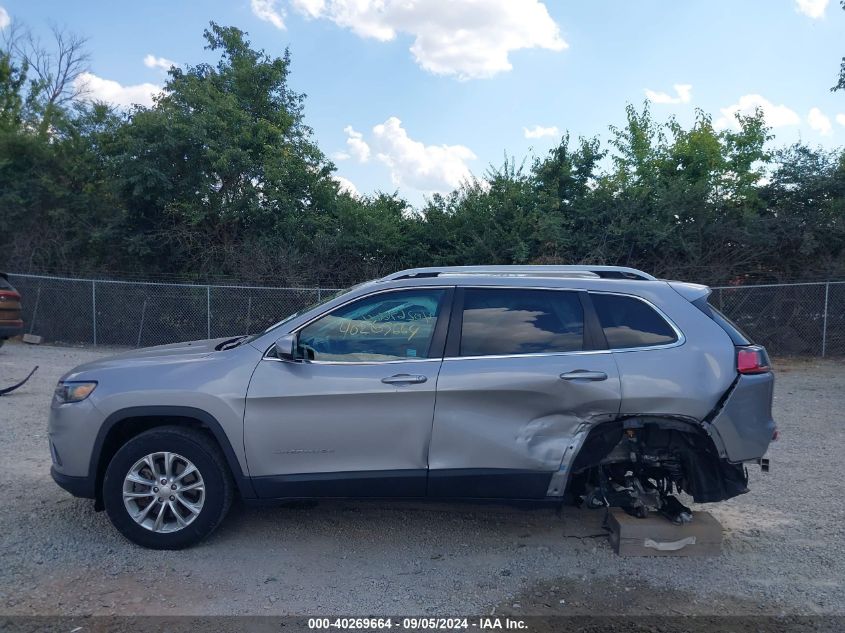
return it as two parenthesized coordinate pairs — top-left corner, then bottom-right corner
(0, 273), (23, 348)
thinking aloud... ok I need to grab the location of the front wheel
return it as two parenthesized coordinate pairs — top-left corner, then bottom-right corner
(103, 427), (234, 549)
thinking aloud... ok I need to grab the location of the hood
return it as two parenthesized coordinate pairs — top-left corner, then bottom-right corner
(61, 337), (234, 380)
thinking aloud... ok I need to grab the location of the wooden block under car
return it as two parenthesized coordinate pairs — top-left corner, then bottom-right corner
(607, 508), (722, 557)
(22, 333), (42, 345)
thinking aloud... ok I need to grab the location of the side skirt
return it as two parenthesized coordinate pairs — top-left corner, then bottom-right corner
(428, 469), (554, 499)
(251, 469), (427, 498)
(251, 468), (555, 500)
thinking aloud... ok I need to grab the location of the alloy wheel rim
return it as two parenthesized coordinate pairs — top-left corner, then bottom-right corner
(122, 451), (205, 533)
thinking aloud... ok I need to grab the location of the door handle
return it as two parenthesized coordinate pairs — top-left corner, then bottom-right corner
(560, 370), (608, 382)
(381, 374), (428, 385)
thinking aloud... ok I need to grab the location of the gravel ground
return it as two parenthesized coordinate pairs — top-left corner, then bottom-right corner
(1, 341), (843, 616)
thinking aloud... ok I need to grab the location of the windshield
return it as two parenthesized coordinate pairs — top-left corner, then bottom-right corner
(242, 285), (356, 344)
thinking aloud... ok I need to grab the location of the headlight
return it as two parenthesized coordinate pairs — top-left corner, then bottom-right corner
(54, 381), (97, 404)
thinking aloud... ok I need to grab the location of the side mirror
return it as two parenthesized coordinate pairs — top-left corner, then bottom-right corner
(274, 333), (297, 361)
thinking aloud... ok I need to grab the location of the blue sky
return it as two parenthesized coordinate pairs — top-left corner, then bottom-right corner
(2, 0), (844, 204)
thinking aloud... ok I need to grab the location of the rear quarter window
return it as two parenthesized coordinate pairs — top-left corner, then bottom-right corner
(691, 296), (752, 345)
(591, 293), (678, 349)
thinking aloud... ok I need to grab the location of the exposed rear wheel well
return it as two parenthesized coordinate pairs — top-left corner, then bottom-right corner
(569, 416), (748, 505)
(94, 415), (233, 510)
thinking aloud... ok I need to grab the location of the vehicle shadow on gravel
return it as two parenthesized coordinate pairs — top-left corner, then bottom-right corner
(212, 498), (605, 545)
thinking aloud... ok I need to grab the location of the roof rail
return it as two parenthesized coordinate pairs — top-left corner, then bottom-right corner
(380, 265), (656, 282)
(439, 270), (600, 279)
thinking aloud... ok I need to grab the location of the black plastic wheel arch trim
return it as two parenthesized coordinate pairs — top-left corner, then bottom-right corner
(89, 406), (257, 502)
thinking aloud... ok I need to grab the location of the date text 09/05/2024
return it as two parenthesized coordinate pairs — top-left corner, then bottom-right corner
(307, 617), (528, 630)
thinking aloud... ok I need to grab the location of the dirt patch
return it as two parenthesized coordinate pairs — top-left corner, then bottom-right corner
(496, 575), (774, 616)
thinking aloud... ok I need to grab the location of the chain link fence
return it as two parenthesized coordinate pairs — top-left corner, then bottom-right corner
(6, 273), (845, 357)
(7, 274), (341, 348)
(711, 281), (845, 357)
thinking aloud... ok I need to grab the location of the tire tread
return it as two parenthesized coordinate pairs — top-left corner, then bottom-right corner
(103, 425), (234, 549)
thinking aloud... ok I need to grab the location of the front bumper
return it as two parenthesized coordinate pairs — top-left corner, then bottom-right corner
(51, 466), (95, 499)
(48, 397), (103, 480)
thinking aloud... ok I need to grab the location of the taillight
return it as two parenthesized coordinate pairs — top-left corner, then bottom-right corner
(737, 345), (770, 374)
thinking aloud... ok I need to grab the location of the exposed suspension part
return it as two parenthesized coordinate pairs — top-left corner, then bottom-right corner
(581, 419), (694, 524)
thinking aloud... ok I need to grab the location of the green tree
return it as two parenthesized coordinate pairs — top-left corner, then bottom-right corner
(418, 160), (539, 266)
(0, 50), (29, 132)
(833, 0), (845, 91)
(760, 145), (845, 277)
(531, 134), (606, 262)
(108, 23), (335, 278)
(0, 101), (123, 272)
(1, 21), (844, 287)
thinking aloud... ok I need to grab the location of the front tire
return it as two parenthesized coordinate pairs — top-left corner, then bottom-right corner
(103, 427), (233, 549)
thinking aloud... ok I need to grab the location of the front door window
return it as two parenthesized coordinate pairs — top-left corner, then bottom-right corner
(297, 289), (447, 362)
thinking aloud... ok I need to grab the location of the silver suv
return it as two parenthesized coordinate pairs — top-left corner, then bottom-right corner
(49, 266), (776, 549)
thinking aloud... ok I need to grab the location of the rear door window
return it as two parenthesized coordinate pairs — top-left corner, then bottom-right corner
(591, 293), (678, 349)
(459, 288), (584, 356)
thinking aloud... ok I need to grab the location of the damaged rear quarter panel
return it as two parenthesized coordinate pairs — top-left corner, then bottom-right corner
(610, 287), (738, 421)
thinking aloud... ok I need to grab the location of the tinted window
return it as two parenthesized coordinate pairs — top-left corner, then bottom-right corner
(691, 297), (752, 345)
(0, 276), (12, 291)
(297, 289), (445, 362)
(591, 293), (678, 349)
(460, 288), (583, 356)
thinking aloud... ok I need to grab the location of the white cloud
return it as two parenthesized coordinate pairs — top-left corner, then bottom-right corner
(334, 175), (360, 197)
(0, 6), (10, 30)
(645, 83), (692, 105)
(808, 107), (833, 135)
(290, 0), (567, 79)
(795, 0), (829, 18)
(75, 72), (161, 109)
(715, 94), (801, 130)
(252, 0), (286, 29)
(523, 124), (560, 139)
(295, 0), (325, 16)
(370, 116), (476, 193)
(836, 113), (845, 127)
(143, 54), (177, 72)
(342, 125), (371, 162)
